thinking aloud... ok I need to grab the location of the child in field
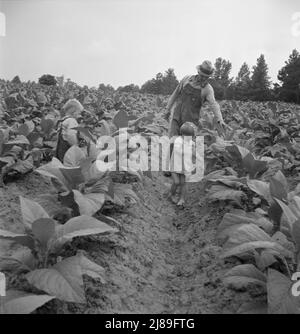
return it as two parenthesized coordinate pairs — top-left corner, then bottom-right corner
(168, 122), (196, 209)
(55, 98), (83, 162)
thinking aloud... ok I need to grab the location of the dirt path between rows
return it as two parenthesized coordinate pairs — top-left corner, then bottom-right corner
(72, 175), (258, 314)
(0, 173), (260, 314)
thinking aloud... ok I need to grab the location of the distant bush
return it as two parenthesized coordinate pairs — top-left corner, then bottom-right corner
(38, 74), (57, 86)
(117, 84), (139, 93)
(11, 75), (21, 84)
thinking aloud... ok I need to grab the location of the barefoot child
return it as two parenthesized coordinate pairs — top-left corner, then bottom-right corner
(169, 122), (196, 208)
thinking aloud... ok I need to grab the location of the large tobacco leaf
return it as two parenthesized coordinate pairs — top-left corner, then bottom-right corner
(26, 253), (106, 303)
(267, 269), (300, 314)
(52, 215), (117, 248)
(1, 290), (55, 314)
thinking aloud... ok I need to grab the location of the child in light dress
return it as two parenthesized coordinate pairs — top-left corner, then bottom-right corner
(168, 122), (196, 209)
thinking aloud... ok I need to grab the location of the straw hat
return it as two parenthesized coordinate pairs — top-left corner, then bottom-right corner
(196, 60), (214, 77)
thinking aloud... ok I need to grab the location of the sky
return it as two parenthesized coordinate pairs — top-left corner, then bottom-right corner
(0, 0), (299, 88)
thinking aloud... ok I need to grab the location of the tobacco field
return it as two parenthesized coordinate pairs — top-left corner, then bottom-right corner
(1, 78), (300, 314)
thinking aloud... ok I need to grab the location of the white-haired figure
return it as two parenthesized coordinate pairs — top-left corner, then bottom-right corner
(55, 98), (84, 161)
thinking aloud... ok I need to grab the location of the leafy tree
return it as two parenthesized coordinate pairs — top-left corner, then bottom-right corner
(140, 69), (179, 95)
(38, 74), (57, 86)
(236, 62), (251, 85)
(213, 58), (232, 87)
(232, 62), (251, 100)
(277, 49), (300, 104)
(117, 84), (140, 93)
(210, 58), (233, 99)
(161, 68), (179, 95)
(249, 54), (271, 101)
(140, 78), (157, 94)
(153, 72), (163, 94)
(11, 75), (21, 85)
(213, 57), (223, 81)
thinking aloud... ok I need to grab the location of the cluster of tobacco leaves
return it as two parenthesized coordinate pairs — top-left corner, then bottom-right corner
(0, 79), (169, 184)
(199, 100), (300, 313)
(2, 77), (300, 313)
(0, 79), (170, 313)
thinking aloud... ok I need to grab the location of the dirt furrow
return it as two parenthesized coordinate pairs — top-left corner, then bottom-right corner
(78, 175), (255, 314)
(1, 173), (258, 314)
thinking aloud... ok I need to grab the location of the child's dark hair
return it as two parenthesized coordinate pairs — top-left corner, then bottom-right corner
(180, 122), (196, 136)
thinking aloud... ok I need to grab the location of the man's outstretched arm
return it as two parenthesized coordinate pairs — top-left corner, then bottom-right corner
(203, 84), (225, 125)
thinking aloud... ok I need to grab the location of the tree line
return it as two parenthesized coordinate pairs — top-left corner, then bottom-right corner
(35, 69), (178, 96)
(97, 69), (179, 95)
(28, 49), (300, 104)
(98, 49), (300, 104)
(209, 49), (300, 103)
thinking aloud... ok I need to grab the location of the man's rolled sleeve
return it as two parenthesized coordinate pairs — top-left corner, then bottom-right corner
(204, 84), (224, 122)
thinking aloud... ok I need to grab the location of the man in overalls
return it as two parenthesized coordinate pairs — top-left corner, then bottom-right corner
(166, 60), (227, 136)
(164, 60), (228, 177)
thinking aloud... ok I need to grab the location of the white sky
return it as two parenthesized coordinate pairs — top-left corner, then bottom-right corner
(0, 0), (299, 88)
